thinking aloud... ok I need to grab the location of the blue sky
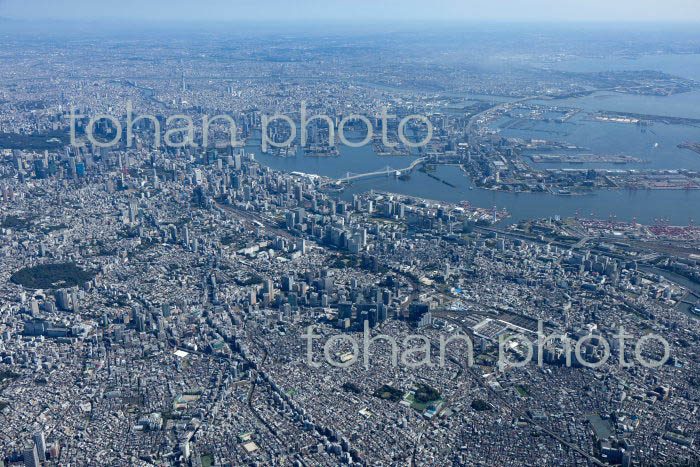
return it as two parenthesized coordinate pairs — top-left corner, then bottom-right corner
(2, 0), (700, 22)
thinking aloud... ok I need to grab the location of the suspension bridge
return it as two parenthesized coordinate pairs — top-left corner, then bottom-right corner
(322, 157), (427, 186)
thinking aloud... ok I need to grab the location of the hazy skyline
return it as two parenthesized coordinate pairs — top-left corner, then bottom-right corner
(2, 0), (700, 23)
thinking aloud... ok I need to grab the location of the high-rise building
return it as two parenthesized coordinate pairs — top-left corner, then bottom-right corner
(180, 440), (190, 459)
(384, 201), (393, 218)
(294, 208), (306, 225)
(33, 431), (46, 461)
(418, 311), (433, 328)
(48, 442), (59, 459)
(249, 288), (257, 305)
(285, 212), (295, 229)
(34, 159), (46, 179)
(348, 237), (361, 254)
(377, 304), (387, 322)
(233, 175), (243, 195)
(282, 276), (294, 292)
(55, 290), (71, 311)
(134, 313), (145, 332)
(368, 308), (378, 328)
(23, 442), (40, 467)
(497, 237), (505, 251)
(128, 201), (138, 224)
(71, 290), (80, 313)
(409, 302), (430, 322)
(183, 225), (190, 247)
(338, 302), (353, 320)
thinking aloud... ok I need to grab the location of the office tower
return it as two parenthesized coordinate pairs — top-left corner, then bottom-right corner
(24, 442), (40, 467)
(249, 288), (257, 305)
(409, 302), (430, 322)
(34, 159), (46, 179)
(71, 290), (80, 313)
(285, 212), (295, 229)
(378, 304), (387, 322)
(348, 237), (361, 254)
(128, 201), (138, 224)
(282, 276), (294, 292)
(48, 443), (59, 459)
(368, 308), (378, 328)
(33, 431), (46, 461)
(382, 290), (392, 306)
(192, 168), (202, 185)
(56, 290), (71, 311)
(136, 314), (146, 332)
(321, 276), (334, 293)
(183, 225), (190, 247)
(338, 302), (353, 320)
(358, 311), (369, 327)
(418, 311), (433, 328)
(230, 173), (240, 190)
(180, 441), (190, 459)
(294, 208), (306, 225)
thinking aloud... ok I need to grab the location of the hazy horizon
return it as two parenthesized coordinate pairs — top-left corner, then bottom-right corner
(2, 0), (700, 23)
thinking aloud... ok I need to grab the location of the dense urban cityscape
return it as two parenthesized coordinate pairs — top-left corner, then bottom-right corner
(0, 5), (700, 467)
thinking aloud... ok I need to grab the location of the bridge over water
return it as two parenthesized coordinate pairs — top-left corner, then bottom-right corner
(322, 157), (427, 186)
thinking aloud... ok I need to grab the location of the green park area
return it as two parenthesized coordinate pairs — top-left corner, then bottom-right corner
(11, 263), (96, 289)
